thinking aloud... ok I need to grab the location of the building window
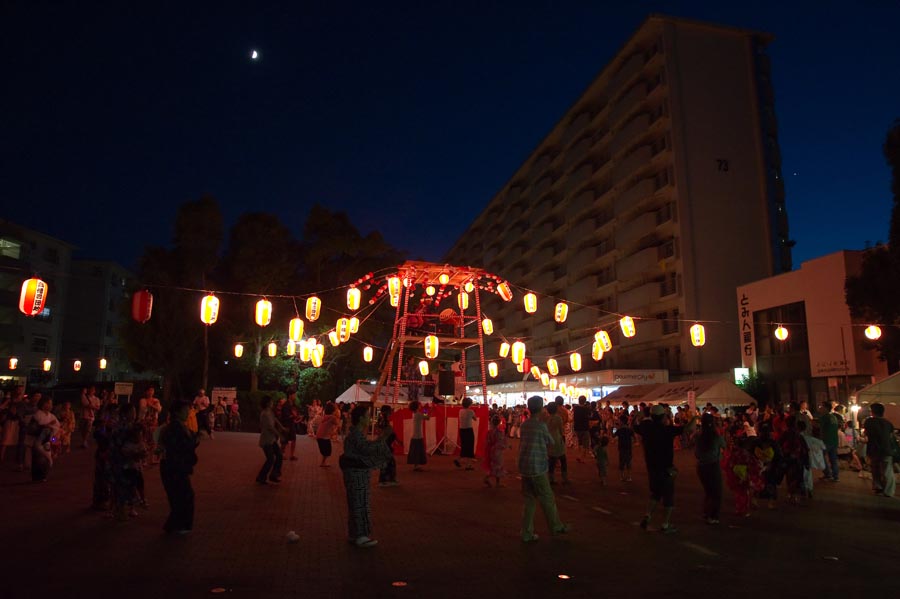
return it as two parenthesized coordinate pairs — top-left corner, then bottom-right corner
(34, 307), (52, 323)
(0, 238), (22, 259)
(658, 239), (676, 260)
(657, 310), (680, 335)
(32, 335), (49, 353)
(43, 247), (60, 264)
(660, 272), (678, 297)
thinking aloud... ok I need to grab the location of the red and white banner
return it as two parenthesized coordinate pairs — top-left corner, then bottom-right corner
(390, 405), (489, 456)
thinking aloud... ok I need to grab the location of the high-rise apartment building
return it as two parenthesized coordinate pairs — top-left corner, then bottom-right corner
(445, 15), (791, 381)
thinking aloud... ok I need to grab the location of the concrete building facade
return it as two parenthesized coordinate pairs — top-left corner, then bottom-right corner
(736, 251), (888, 406)
(445, 15), (792, 383)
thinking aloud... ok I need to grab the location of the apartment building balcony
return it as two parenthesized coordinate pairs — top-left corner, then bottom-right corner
(614, 178), (655, 215)
(610, 52), (647, 94)
(568, 274), (598, 301)
(561, 110), (594, 149)
(609, 83), (648, 127)
(616, 246), (661, 282)
(565, 162), (593, 198)
(618, 280), (661, 313)
(615, 211), (656, 250)
(619, 317), (663, 348)
(610, 114), (651, 156)
(613, 145), (653, 184)
(563, 136), (592, 171)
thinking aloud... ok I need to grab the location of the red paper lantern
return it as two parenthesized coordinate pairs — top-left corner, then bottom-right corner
(19, 277), (48, 316)
(131, 289), (153, 323)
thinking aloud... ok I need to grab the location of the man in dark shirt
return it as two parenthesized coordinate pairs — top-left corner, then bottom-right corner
(636, 404), (697, 533)
(158, 400), (199, 534)
(573, 396), (591, 462)
(864, 403), (895, 497)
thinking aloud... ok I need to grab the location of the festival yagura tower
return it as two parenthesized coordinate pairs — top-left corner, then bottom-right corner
(372, 261), (513, 405)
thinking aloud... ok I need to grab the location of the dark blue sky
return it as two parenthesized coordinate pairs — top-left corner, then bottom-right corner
(2, 1), (898, 272)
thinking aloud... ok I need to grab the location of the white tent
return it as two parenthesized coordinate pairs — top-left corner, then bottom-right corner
(603, 378), (755, 408)
(852, 372), (900, 423)
(335, 383), (410, 404)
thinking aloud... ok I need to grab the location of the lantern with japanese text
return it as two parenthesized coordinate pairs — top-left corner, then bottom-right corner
(592, 341), (604, 361)
(99, 358), (107, 370)
(328, 330), (341, 346)
(388, 276), (402, 299)
(569, 352), (582, 372)
(554, 302), (568, 324)
(547, 358), (559, 376)
(311, 346), (324, 368)
(200, 294), (220, 325)
(523, 293), (537, 314)
(774, 326), (789, 341)
(511, 341), (526, 365)
(595, 330), (612, 352)
(363, 346), (374, 363)
(419, 360), (429, 376)
(337, 318), (351, 343)
(19, 277), (48, 316)
(131, 289), (153, 323)
(690, 323), (706, 347)
(289, 318), (304, 342)
(347, 287), (361, 311)
(42, 358), (51, 372)
(390, 294), (399, 307)
(499, 342), (510, 358)
(268, 342), (278, 357)
(497, 282), (513, 302)
(488, 362), (498, 378)
(234, 343), (244, 358)
(424, 335), (439, 359)
(457, 292), (469, 311)
(865, 325), (882, 340)
(306, 296), (321, 321)
(255, 299), (272, 327)
(73, 360), (82, 372)
(619, 316), (636, 338)
(482, 318), (493, 335)
(349, 317), (360, 334)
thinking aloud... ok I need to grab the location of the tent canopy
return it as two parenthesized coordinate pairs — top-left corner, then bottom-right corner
(854, 371), (900, 406)
(335, 383), (409, 404)
(603, 379), (755, 408)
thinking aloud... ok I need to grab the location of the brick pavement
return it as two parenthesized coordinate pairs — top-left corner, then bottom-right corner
(1, 432), (899, 598)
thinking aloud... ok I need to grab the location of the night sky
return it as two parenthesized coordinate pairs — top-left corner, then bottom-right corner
(2, 1), (899, 274)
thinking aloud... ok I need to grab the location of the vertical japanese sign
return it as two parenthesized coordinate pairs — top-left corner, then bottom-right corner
(739, 292), (754, 369)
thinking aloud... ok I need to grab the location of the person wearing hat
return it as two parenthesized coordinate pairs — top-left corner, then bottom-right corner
(636, 403), (697, 533)
(517, 396), (570, 542)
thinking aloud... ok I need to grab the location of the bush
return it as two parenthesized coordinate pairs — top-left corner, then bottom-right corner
(236, 390), (285, 433)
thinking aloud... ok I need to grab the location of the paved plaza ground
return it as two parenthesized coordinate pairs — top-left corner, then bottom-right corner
(2, 431), (899, 598)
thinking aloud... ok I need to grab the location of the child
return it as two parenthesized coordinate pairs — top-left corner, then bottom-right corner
(406, 401), (429, 471)
(723, 431), (763, 517)
(57, 401), (76, 455)
(377, 405), (399, 487)
(593, 436), (610, 486)
(482, 415), (508, 487)
(614, 415), (634, 482)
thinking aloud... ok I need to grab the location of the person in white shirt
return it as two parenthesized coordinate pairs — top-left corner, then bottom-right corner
(193, 389), (213, 439)
(31, 395), (60, 482)
(454, 397), (478, 470)
(81, 386), (101, 448)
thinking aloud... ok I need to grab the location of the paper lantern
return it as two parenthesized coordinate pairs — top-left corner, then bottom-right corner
(363, 346), (374, 363)
(337, 318), (351, 343)
(511, 341), (526, 365)
(99, 358), (107, 370)
(419, 360), (429, 376)
(200, 294), (220, 325)
(314, 343), (325, 361)
(8, 357), (17, 370)
(530, 365), (541, 379)
(464, 281), (474, 293)
(595, 330), (613, 352)
(523, 357), (532, 373)
(482, 318), (493, 335)
(619, 316), (636, 338)
(311, 348), (323, 368)
(516, 362), (525, 373)
(690, 323), (706, 347)
(268, 342), (278, 357)
(388, 276), (402, 298)
(289, 318), (304, 342)
(559, 383), (567, 395)
(73, 360), (82, 372)
(286, 341), (295, 356)
(497, 282), (513, 302)
(569, 352), (582, 372)
(592, 341), (604, 361)
(349, 317), (360, 334)
(19, 277), (48, 316)
(347, 287), (361, 311)
(300, 341), (313, 362)
(426, 286), (436, 296)
(541, 373), (550, 386)
(328, 330), (341, 346)
(439, 273), (450, 285)
(865, 325), (882, 341)
(234, 343), (244, 358)
(254, 299), (272, 327)
(131, 289), (153, 323)
(549, 378), (558, 391)
(554, 302), (568, 323)
(546, 358), (559, 376)
(42, 358), (51, 372)
(458, 292), (469, 311)
(499, 342), (510, 358)
(774, 326), (789, 341)
(523, 293), (537, 314)
(424, 335), (439, 359)
(488, 362), (498, 378)
(390, 294), (399, 307)
(306, 296), (321, 321)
